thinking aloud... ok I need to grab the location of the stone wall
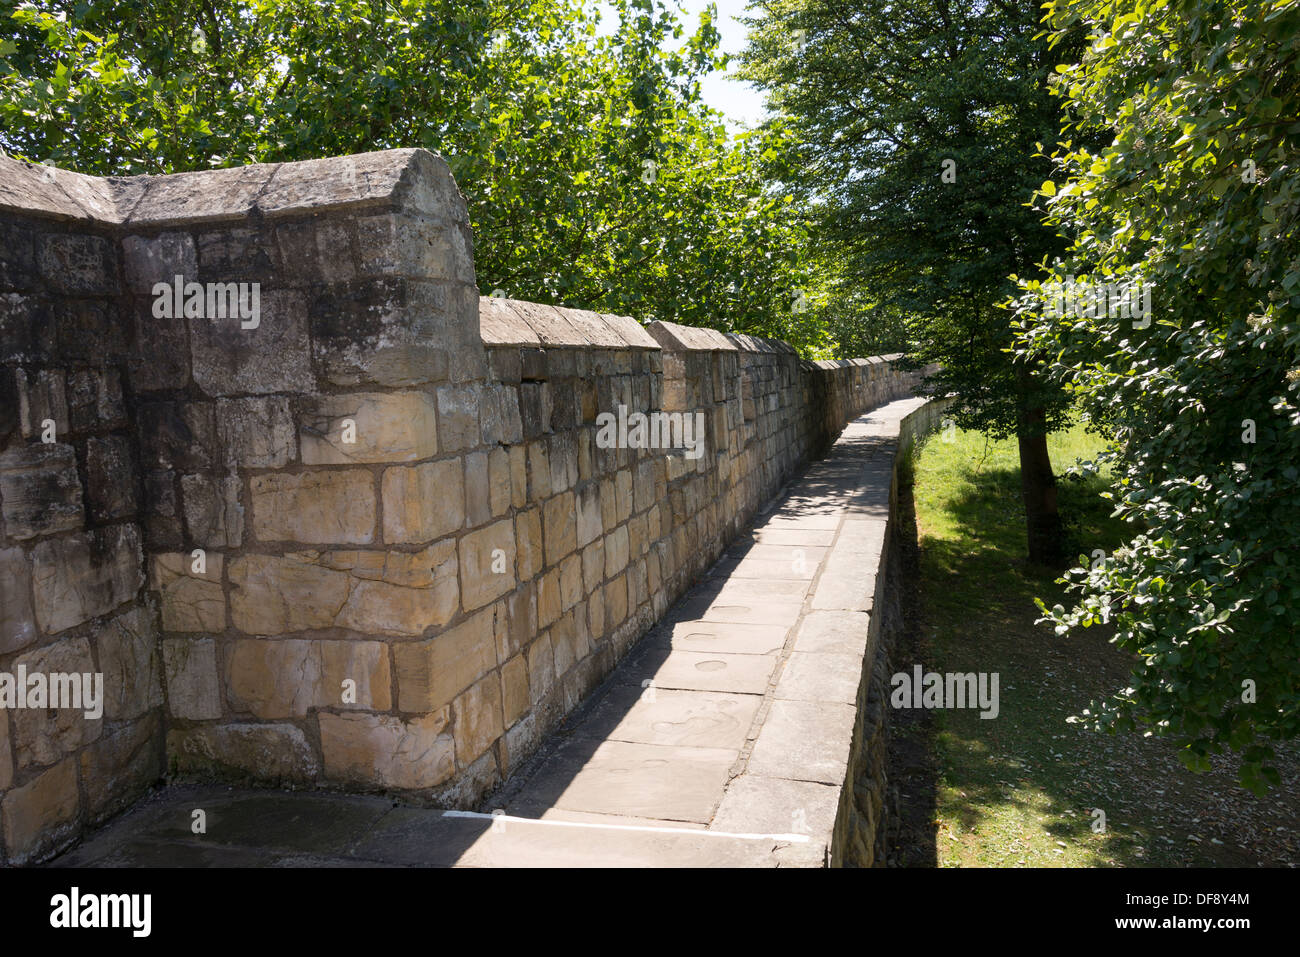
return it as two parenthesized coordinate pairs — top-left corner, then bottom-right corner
(0, 147), (927, 864)
(0, 171), (162, 866)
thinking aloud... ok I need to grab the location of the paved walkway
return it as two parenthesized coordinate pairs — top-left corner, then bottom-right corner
(52, 397), (925, 868)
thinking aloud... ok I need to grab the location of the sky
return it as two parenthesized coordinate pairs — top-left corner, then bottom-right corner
(595, 0), (771, 131)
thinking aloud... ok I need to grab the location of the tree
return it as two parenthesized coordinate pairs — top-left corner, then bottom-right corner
(740, 0), (1086, 563)
(0, 0), (825, 351)
(1012, 0), (1300, 790)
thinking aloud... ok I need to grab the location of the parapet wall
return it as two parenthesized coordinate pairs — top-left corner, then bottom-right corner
(0, 147), (927, 864)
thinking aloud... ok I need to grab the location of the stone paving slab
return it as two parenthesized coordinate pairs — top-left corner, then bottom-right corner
(571, 685), (760, 750)
(502, 739), (738, 823)
(659, 620), (789, 655)
(612, 648), (777, 694)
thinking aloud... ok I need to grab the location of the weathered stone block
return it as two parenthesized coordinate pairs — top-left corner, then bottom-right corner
(15, 369), (68, 440)
(435, 383), (480, 452)
(38, 233), (115, 295)
(151, 551), (225, 633)
(320, 710), (454, 790)
(500, 655), (529, 728)
(66, 368), (126, 433)
(180, 472), (243, 548)
(226, 638), (391, 718)
(527, 634), (554, 705)
(453, 671), (504, 767)
(543, 491), (576, 567)
(575, 483), (602, 548)
(32, 525), (143, 635)
(230, 543), (458, 637)
(464, 450), (491, 527)
(488, 447), (511, 517)
(560, 553), (582, 611)
(85, 435), (138, 522)
(394, 605), (498, 712)
(274, 219), (356, 284)
(10, 637), (102, 769)
(495, 585), (536, 663)
(519, 382), (551, 437)
(299, 391), (437, 465)
(603, 525), (630, 578)
(137, 400), (216, 471)
(94, 605), (162, 721)
(0, 546), (35, 654)
(527, 441), (551, 501)
(142, 470), (181, 548)
(250, 469), (375, 544)
(548, 432), (577, 494)
(458, 519), (516, 611)
(381, 459), (463, 543)
(215, 395), (295, 467)
(190, 289), (314, 396)
(604, 573), (628, 631)
(167, 722), (319, 782)
(162, 637), (222, 720)
(581, 539), (605, 595)
(122, 231), (197, 293)
(1, 757), (79, 864)
(537, 568), (562, 628)
(508, 445), (527, 509)
(616, 468), (634, 521)
(515, 507), (542, 582)
(355, 212), (474, 281)
(79, 714), (162, 824)
(0, 443), (83, 540)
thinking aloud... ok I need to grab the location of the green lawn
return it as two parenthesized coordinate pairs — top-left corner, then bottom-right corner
(907, 418), (1298, 867)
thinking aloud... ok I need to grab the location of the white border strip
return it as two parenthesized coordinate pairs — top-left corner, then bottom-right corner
(441, 810), (811, 843)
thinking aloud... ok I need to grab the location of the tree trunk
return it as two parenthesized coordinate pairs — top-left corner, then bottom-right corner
(1015, 369), (1064, 566)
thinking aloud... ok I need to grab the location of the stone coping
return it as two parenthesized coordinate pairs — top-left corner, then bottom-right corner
(479, 296), (659, 350)
(0, 148), (464, 228)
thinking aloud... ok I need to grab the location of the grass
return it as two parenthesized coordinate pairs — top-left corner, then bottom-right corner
(904, 418), (1300, 868)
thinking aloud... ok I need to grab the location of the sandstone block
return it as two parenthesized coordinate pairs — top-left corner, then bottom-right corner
(0, 443), (83, 540)
(464, 450), (491, 526)
(501, 655), (529, 727)
(543, 491), (576, 567)
(515, 508), (542, 581)
(94, 605), (162, 721)
(435, 383), (480, 452)
(230, 543), (458, 637)
(453, 671), (504, 767)
(181, 473), (243, 548)
(1, 757), (79, 864)
(0, 546), (36, 654)
(151, 551), (225, 633)
(381, 459), (463, 543)
(320, 710), (454, 790)
(394, 605), (498, 712)
(458, 519), (516, 611)
(226, 638), (390, 718)
(10, 637), (101, 769)
(299, 391), (437, 464)
(215, 395), (296, 468)
(163, 637), (222, 720)
(251, 469), (375, 544)
(33, 525), (143, 635)
(79, 714), (162, 824)
(167, 722), (319, 782)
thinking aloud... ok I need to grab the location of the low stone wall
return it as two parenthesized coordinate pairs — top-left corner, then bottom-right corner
(0, 147), (929, 864)
(830, 397), (951, 866)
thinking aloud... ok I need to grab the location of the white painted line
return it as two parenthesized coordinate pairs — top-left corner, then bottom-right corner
(440, 810), (811, 843)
